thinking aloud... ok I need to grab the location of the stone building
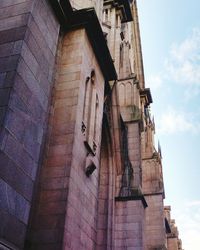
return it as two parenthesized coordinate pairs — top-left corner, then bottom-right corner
(0, 0), (183, 249)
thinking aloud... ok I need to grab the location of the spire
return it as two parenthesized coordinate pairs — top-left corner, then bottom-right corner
(158, 140), (162, 158)
(151, 115), (155, 131)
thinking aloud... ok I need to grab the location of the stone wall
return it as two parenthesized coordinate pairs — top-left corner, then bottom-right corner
(96, 127), (115, 250)
(142, 158), (164, 194)
(115, 200), (145, 250)
(0, 0), (60, 248)
(28, 28), (105, 249)
(145, 195), (166, 249)
(62, 28), (105, 250)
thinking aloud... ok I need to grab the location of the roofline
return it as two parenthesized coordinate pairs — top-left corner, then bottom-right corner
(48, 0), (117, 81)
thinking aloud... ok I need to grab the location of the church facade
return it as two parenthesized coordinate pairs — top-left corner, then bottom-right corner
(0, 0), (183, 249)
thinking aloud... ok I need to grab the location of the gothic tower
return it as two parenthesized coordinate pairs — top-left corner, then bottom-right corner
(0, 0), (182, 249)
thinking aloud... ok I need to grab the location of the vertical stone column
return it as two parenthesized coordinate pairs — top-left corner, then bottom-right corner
(110, 7), (116, 61)
(114, 14), (121, 74)
(127, 122), (142, 188)
(96, 125), (116, 250)
(145, 195), (166, 249)
(131, 1), (145, 89)
(165, 207), (182, 250)
(0, 0), (60, 248)
(114, 200), (146, 250)
(61, 29), (105, 250)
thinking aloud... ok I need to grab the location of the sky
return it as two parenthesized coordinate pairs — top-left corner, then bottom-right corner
(137, 0), (200, 249)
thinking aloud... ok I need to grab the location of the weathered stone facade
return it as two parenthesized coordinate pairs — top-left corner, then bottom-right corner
(0, 0), (183, 249)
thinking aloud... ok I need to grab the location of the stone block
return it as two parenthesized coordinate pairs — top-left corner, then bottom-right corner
(39, 201), (66, 216)
(31, 214), (65, 231)
(28, 95), (45, 123)
(51, 121), (75, 136)
(25, 28), (50, 75)
(0, 13), (29, 32)
(57, 72), (81, 83)
(0, 208), (26, 249)
(17, 57), (48, 110)
(23, 121), (42, 160)
(0, 42), (14, 58)
(0, 178), (30, 224)
(55, 80), (80, 91)
(28, 243), (62, 250)
(18, 147), (38, 180)
(0, 26), (26, 45)
(0, 71), (16, 89)
(0, 40), (23, 59)
(9, 92), (29, 118)
(0, 107), (7, 126)
(29, 228), (62, 244)
(5, 108), (26, 142)
(48, 144), (69, 157)
(13, 71), (30, 101)
(0, 150), (33, 201)
(39, 190), (68, 203)
(31, 1), (58, 54)
(0, 55), (20, 73)
(41, 166), (67, 179)
(0, 72), (6, 86)
(27, 15), (56, 59)
(40, 177), (69, 191)
(0, 2), (31, 20)
(21, 42), (39, 80)
(46, 155), (70, 168)
(0, 1), (29, 8)
(49, 134), (73, 146)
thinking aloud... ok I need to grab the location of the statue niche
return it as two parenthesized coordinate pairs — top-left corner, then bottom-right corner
(119, 118), (134, 197)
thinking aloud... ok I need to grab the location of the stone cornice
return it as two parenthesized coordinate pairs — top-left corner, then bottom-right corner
(115, 195), (148, 208)
(48, 0), (117, 81)
(140, 88), (153, 106)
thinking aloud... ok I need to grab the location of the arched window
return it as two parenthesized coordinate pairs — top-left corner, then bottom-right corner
(120, 43), (124, 67)
(82, 69), (99, 154)
(94, 94), (99, 143)
(82, 76), (90, 135)
(119, 83), (125, 106)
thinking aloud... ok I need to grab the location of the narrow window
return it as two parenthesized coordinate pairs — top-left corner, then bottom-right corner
(82, 76), (90, 134)
(82, 69), (99, 154)
(94, 94), (99, 143)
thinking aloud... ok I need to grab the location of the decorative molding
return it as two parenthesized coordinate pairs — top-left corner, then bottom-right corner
(84, 141), (96, 156)
(140, 88), (153, 106)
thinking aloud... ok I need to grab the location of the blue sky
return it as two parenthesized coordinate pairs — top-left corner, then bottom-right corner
(137, 0), (200, 249)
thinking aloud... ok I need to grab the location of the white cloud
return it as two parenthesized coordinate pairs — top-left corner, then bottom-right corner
(165, 28), (200, 89)
(146, 28), (200, 99)
(157, 107), (200, 134)
(186, 200), (200, 207)
(172, 200), (200, 250)
(146, 74), (163, 90)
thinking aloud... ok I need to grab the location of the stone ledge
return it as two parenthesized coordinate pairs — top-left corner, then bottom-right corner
(115, 194), (148, 208)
